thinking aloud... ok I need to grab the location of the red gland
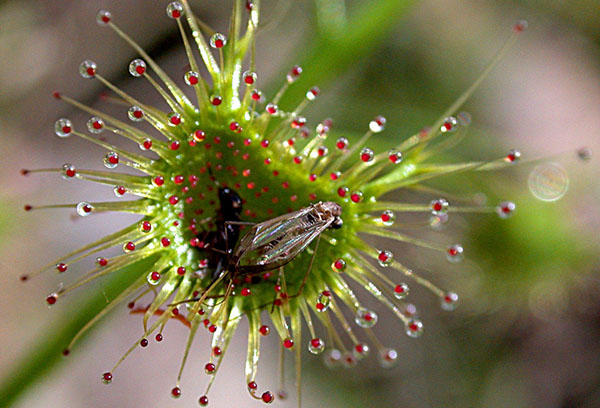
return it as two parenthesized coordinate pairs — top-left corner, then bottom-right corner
(169, 195), (179, 205)
(46, 294), (57, 305)
(150, 271), (161, 282)
(56, 263), (68, 273)
(212, 346), (222, 356)
(170, 141), (180, 150)
(378, 251), (389, 262)
(248, 381), (258, 390)
(259, 325), (270, 336)
(97, 257), (108, 266)
(205, 363), (216, 374)
(261, 391), (274, 404)
(155, 333), (163, 342)
(261, 139), (269, 148)
(102, 372), (113, 384)
(141, 221), (152, 232)
(153, 176), (165, 186)
(171, 387), (181, 398)
(241, 288), (251, 296)
(115, 186), (126, 195)
(140, 338), (149, 347)
(177, 267), (186, 276)
(208, 325), (217, 333)
(311, 338), (322, 348)
(142, 139), (153, 150)
(283, 338), (294, 349)
(199, 395), (209, 406)
(173, 175), (184, 184)
(161, 237), (171, 247)
(125, 242), (136, 252)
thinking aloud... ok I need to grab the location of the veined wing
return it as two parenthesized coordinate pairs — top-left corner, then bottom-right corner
(232, 205), (332, 272)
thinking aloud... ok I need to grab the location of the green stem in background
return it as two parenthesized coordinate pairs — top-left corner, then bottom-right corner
(275, 0), (418, 108)
(314, 0), (347, 36)
(0, 255), (159, 408)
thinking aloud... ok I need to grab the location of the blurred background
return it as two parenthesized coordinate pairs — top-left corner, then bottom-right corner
(1, 0), (599, 407)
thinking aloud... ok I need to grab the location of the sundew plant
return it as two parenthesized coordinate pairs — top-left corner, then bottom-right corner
(16, 1), (530, 406)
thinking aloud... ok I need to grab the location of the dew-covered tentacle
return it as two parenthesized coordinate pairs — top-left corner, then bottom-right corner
(56, 94), (170, 157)
(290, 311), (302, 408)
(174, 318), (201, 388)
(64, 271), (151, 353)
(174, 17), (210, 110)
(102, 16), (194, 109)
(180, 0), (221, 80)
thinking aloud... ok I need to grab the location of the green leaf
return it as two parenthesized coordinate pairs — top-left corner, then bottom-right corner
(0, 255), (160, 408)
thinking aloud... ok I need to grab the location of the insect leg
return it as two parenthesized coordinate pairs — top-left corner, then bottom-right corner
(288, 234), (320, 299)
(224, 221), (257, 227)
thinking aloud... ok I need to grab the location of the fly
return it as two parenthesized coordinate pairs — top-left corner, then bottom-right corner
(183, 201), (343, 306)
(229, 201), (342, 275)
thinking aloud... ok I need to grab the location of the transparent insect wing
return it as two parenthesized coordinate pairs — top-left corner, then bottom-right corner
(233, 205), (334, 271)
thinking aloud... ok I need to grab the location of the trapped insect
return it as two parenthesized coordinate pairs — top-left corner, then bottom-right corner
(192, 200), (343, 304)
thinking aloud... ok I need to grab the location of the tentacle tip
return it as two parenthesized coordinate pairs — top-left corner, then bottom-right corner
(513, 19), (528, 33)
(19, 274), (29, 282)
(24, 205), (32, 212)
(261, 391), (274, 404)
(52, 91), (62, 99)
(20, 169), (30, 176)
(170, 386), (182, 399)
(62, 349), (70, 356)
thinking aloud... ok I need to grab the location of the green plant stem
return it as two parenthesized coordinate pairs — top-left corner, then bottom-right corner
(0, 255), (159, 408)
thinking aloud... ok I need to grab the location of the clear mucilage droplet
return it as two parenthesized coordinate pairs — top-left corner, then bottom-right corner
(96, 10), (112, 26)
(404, 319), (424, 338)
(440, 291), (459, 311)
(166, 2), (184, 19)
(377, 250), (394, 267)
(446, 244), (464, 263)
(103, 152), (119, 169)
(378, 348), (398, 368)
(184, 71), (200, 86)
(430, 198), (449, 216)
(209, 33), (227, 48)
(388, 149), (402, 164)
(76, 202), (94, 217)
(355, 307), (378, 328)
(86, 117), (105, 134)
(128, 59), (147, 77)
(496, 201), (516, 219)
(308, 338), (325, 355)
(440, 116), (459, 133)
(54, 118), (72, 138)
(323, 348), (342, 369)
(393, 283), (409, 299)
(369, 115), (386, 133)
(316, 292), (331, 312)
(128, 106), (144, 122)
(380, 210), (395, 226)
(79, 60), (97, 78)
